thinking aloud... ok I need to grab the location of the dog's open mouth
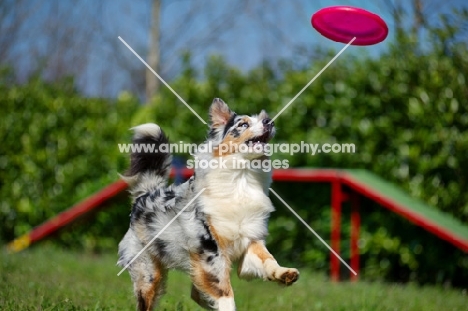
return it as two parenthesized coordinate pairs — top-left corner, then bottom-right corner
(245, 132), (270, 146)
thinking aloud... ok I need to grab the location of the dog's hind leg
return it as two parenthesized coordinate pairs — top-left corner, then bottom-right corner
(238, 240), (299, 286)
(129, 253), (167, 311)
(190, 253), (235, 311)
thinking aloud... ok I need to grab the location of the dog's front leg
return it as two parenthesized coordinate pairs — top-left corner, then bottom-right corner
(238, 240), (299, 286)
(190, 253), (235, 311)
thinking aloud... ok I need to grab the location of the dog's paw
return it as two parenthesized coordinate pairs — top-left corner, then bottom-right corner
(273, 267), (299, 286)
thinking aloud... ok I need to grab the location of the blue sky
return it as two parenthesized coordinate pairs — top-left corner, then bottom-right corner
(116, 0), (395, 73)
(6, 0), (467, 97)
(146, 0), (463, 72)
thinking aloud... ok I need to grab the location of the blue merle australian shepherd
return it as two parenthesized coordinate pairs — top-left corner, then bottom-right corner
(118, 98), (299, 311)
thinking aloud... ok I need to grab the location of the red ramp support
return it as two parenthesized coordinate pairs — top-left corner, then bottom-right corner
(330, 180), (342, 282)
(350, 192), (360, 282)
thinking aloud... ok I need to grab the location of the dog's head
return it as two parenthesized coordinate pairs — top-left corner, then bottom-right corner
(207, 98), (275, 159)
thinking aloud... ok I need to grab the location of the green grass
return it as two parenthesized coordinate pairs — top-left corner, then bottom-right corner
(0, 246), (466, 311)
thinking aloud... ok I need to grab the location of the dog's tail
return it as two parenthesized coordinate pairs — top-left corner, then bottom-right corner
(122, 123), (172, 196)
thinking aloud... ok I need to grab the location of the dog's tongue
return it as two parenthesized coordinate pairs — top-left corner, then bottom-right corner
(247, 132), (269, 145)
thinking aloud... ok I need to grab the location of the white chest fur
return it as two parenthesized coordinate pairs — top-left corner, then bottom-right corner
(199, 164), (274, 259)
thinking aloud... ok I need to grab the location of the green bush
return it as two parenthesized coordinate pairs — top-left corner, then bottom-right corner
(0, 73), (139, 248)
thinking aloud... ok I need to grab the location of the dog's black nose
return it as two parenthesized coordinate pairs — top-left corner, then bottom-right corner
(263, 118), (273, 126)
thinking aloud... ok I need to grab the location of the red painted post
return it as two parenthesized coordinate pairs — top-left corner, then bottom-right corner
(350, 192), (360, 281)
(331, 180), (342, 281)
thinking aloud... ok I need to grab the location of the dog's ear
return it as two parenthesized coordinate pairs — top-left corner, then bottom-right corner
(258, 109), (269, 120)
(209, 98), (234, 127)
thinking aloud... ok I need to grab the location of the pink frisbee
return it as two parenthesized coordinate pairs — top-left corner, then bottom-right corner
(311, 6), (388, 46)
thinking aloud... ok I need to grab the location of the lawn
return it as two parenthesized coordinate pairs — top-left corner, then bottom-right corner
(0, 246), (466, 311)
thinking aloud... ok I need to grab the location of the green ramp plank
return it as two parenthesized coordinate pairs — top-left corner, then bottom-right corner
(342, 169), (468, 252)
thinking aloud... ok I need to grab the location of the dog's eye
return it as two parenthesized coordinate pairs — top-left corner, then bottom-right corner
(239, 122), (249, 128)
